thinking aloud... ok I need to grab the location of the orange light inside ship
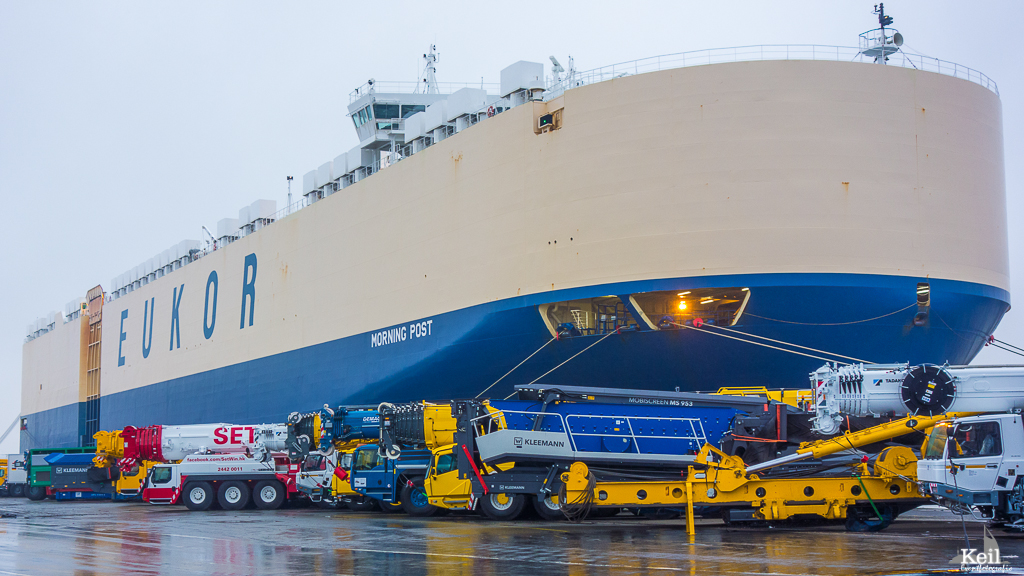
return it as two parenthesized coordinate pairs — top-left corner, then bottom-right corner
(678, 301), (687, 310)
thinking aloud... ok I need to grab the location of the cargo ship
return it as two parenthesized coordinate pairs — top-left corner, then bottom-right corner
(20, 33), (1008, 449)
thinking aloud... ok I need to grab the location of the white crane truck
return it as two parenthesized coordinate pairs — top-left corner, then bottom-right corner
(139, 422), (307, 511)
(809, 363), (1024, 526)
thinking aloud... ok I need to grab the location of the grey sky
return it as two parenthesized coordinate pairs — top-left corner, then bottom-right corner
(2, 0), (1021, 454)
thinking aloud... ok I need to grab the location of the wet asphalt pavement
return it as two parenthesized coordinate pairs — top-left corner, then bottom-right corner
(2, 500), (1024, 575)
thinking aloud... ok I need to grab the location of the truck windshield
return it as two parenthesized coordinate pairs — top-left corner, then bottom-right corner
(951, 421), (1002, 458)
(151, 467), (173, 485)
(922, 423), (950, 459)
(433, 452), (456, 475)
(303, 455), (325, 471)
(353, 449), (380, 472)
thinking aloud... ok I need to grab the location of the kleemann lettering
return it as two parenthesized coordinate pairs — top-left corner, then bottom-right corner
(523, 438), (565, 448)
(117, 253), (258, 368)
(371, 320), (433, 348)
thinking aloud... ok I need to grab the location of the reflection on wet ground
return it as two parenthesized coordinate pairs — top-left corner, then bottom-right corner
(2, 501), (1024, 575)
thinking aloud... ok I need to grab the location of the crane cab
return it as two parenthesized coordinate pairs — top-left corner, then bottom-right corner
(142, 463), (180, 504)
(918, 414), (1024, 516)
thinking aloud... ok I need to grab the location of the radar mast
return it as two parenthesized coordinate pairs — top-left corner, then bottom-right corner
(420, 45), (439, 94)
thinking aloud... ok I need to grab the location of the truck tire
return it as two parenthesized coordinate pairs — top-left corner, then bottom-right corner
(378, 500), (405, 513)
(26, 485), (47, 501)
(589, 507), (622, 518)
(845, 505), (895, 532)
(479, 493), (526, 520)
(253, 480), (285, 510)
(11, 484), (25, 498)
(183, 482), (214, 511)
(532, 494), (564, 521)
(217, 481), (250, 511)
(346, 496), (377, 512)
(401, 479), (438, 517)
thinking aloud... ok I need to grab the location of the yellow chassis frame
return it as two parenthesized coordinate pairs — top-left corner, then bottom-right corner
(562, 444), (922, 534)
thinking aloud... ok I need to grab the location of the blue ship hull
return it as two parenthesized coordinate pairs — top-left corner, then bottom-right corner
(22, 272), (1009, 449)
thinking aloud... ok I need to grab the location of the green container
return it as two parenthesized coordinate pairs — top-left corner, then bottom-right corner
(26, 447), (95, 488)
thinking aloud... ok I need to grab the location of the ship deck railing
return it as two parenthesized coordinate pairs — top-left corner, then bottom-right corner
(545, 44), (998, 99)
(349, 80), (502, 103)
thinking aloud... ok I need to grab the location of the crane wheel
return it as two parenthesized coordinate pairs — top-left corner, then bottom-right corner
(11, 484), (25, 498)
(378, 500), (405, 514)
(253, 480), (285, 510)
(346, 496), (378, 512)
(183, 482), (214, 511)
(845, 505), (895, 532)
(401, 479), (438, 517)
(217, 481), (250, 511)
(26, 486), (47, 501)
(479, 493), (526, 520)
(532, 494), (565, 521)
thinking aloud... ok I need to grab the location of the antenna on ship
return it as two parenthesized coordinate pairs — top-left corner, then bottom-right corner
(420, 45), (439, 94)
(859, 3), (903, 64)
(550, 56), (565, 83)
(286, 175), (293, 215)
(549, 55), (576, 87)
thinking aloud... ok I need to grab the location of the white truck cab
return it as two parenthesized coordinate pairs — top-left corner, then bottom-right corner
(3, 456), (28, 497)
(918, 414), (1024, 521)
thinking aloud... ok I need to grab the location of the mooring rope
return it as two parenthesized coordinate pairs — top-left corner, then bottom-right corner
(476, 337), (555, 399)
(994, 338), (1024, 354)
(742, 302), (917, 326)
(671, 322), (853, 365)
(703, 323), (874, 364)
(503, 329), (621, 400)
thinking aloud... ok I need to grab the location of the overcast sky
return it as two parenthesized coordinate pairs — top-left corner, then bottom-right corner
(1, 0), (1021, 454)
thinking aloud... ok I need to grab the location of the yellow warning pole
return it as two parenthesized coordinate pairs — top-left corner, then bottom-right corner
(685, 475), (695, 536)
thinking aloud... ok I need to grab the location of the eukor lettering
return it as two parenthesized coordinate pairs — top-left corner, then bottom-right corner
(118, 254), (257, 367)
(371, 319), (433, 348)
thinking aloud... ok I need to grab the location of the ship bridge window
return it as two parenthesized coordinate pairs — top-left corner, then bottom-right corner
(401, 104), (425, 118)
(373, 104), (400, 121)
(352, 106), (372, 128)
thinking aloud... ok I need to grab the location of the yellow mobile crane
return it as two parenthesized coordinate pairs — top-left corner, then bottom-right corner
(560, 411), (977, 531)
(92, 430), (158, 499)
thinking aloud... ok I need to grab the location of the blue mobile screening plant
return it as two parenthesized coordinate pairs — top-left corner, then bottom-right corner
(376, 385), (799, 519)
